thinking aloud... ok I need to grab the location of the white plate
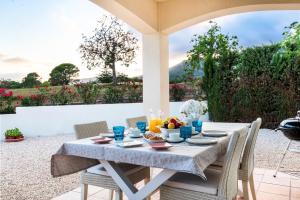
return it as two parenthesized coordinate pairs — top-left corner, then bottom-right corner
(101, 133), (115, 138)
(144, 138), (165, 143)
(186, 138), (218, 145)
(115, 140), (143, 148)
(192, 131), (200, 135)
(202, 130), (227, 137)
(166, 137), (184, 143)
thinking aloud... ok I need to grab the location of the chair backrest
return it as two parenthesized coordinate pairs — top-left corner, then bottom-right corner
(240, 118), (262, 173)
(74, 121), (109, 139)
(218, 127), (248, 199)
(126, 116), (148, 128)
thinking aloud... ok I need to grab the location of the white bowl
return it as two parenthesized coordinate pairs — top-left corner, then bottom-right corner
(160, 128), (180, 138)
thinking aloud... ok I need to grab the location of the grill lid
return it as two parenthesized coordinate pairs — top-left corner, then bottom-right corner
(279, 111), (300, 128)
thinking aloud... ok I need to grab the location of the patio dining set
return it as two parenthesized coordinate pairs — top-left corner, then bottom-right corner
(51, 116), (262, 200)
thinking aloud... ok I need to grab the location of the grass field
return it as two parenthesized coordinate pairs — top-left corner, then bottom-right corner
(12, 86), (66, 97)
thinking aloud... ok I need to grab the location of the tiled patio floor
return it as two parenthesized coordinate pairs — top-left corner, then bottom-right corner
(52, 168), (300, 200)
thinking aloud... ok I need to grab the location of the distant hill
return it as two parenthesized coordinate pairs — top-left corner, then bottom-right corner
(79, 60), (204, 83)
(169, 60), (203, 82)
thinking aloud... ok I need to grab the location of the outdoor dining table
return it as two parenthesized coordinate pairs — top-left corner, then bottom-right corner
(51, 122), (249, 200)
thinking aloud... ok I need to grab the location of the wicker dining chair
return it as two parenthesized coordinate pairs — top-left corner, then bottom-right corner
(160, 127), (249, 200)
(209, 118), (262, 200)
(126, 116), (148, 128)
(74, 121), (151, 200)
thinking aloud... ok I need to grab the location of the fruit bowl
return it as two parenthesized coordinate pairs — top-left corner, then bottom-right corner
(160, 117), (184, 137)
(160, 128), (180, 138)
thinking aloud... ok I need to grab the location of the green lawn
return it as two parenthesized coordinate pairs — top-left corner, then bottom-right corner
(11, 86), (63, 97)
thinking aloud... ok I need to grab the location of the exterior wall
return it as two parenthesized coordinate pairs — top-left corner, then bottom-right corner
(0, 102), (208, 140)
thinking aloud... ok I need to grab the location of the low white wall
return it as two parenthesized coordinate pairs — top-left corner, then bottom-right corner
(1, 102), (194, 139)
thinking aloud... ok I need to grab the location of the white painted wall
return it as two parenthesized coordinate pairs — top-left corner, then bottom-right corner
(0, 102), (208, 140)
(0, 102), (181, 139)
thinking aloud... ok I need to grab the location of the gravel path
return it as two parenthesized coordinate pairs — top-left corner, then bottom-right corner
(1, 129), (299, 200)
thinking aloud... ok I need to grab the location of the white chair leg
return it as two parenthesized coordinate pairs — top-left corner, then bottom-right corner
(81, 184), (88, 200)
(242, 180), (249, 200)
(115, 190), (123, 200)
(108, 190), (114, 200)
(249, 174), (257, 200)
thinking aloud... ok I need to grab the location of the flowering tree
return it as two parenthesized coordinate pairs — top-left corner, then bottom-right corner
(79, 15), (138, 85)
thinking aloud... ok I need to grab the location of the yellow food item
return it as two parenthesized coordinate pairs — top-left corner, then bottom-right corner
(168, 123), (175, 129)
(152, 126), (161, 133)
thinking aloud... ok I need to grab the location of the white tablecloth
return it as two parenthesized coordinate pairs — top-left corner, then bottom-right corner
(51, 122), (249, 179)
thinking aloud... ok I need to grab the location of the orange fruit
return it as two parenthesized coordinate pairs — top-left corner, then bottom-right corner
(168, 123), (175, 129)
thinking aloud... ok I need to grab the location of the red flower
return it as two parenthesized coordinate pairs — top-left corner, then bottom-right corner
(30, 94), (37, 100)
(1, 90), (13, 97)
(0, 88), (5, 94)
(17, 95), (24, 100)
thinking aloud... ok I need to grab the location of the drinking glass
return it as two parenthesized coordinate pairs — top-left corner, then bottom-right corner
(113, 126), (125, 142)
(192, 120), (203, 132)
(180, 126), (192, 139)
(136, 121), (147, 133)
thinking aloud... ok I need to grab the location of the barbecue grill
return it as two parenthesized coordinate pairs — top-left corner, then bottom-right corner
(273, 111), (300, 177)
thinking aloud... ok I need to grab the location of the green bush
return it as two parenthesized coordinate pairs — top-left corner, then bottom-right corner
(76, 83), (101, 104)
(170, 84), (186, 101)
(125, 81), (142, 103)
(103, 86), (123, 103)
(186, 21), (300, 128)
(50, 85), (78, 105)
(20, 86), (50, 106)
(0, 88), (16, 114)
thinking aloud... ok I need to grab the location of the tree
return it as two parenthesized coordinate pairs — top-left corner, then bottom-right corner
(0, 80), (22, 89)
(97, 70), (113, 83)
(79, 15), (138, 85)
(22, 72), (41, 88)
(49, 63), (79, 86)
(186, 21), (239, 120)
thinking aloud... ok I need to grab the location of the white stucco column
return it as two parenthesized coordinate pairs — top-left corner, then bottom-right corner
(142, 33), (169, 117)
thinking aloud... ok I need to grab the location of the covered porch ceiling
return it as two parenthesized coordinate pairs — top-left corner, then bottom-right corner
(91, 0), (300, 34)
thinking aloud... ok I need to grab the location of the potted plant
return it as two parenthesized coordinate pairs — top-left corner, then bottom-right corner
(4, 128), (24, 142)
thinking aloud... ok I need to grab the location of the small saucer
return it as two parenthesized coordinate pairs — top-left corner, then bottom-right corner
(166, 137), (184, 143)
(128, 133), (143, 138)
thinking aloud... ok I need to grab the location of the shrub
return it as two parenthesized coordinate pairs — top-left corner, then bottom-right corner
(76, 83), (101, 104)
(21, 97), (33, 106)
(0, 88), (16, 114)
(50, 85), (78, 105)
(170, 84), (186, 101)
(4, 128), (23, 139)
(20, 86), (49, 106)
(185, 21), (300, 128)
(125, 81), (142, 103)
(103, 86), (123, 103)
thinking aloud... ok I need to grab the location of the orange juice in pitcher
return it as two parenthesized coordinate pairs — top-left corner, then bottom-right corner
(149, 110), (163, 133)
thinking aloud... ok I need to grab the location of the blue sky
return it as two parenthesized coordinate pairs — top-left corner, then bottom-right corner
(0, 0), (299, 81)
